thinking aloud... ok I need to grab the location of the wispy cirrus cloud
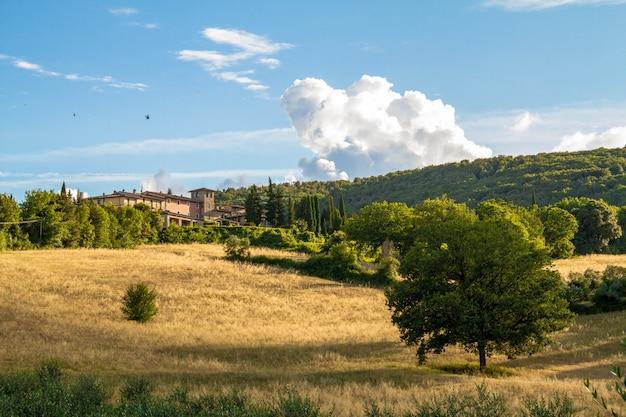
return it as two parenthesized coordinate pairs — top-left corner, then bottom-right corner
(109, 7), (158, 30)
(0, 128), (295, 162)
(0, 169), (297, 191)
(0, 54), (148, 91)
(483, 0), (626, 10)
(109, 7), (139, 15)
(177, 27), (292, 93)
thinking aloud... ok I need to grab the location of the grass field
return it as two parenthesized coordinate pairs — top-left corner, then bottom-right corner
(1, 244), (625, 416)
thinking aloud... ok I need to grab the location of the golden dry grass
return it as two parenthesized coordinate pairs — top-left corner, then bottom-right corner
(553, 254), (626, 278)
(1, 244), (625, 416)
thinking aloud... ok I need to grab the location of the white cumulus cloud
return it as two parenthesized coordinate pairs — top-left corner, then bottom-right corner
(510, 111), (541, 132)
(281, 75), (492, 180)
(553, 126), (626, 151)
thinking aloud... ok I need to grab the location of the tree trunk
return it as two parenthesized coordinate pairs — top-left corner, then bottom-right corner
(478, 342), (487, 372)
(382, 238), (394, 259)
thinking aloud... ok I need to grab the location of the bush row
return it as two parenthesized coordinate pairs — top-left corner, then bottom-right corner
(160, 224), (324, 253)
(564, 265), (626, 314)
(0, 364), (580, 417)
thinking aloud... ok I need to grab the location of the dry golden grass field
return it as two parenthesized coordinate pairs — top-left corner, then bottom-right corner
(1, 244), (625, 416)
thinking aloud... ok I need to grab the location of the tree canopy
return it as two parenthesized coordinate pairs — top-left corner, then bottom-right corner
(385, 198), (573, 371)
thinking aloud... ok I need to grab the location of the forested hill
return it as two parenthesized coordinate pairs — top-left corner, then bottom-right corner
(216, 147), (626, 213)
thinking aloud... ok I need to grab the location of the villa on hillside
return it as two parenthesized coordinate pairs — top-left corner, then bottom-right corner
(88, 187), (246, 227)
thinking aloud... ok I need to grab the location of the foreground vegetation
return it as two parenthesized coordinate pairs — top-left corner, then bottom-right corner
(0, 364), (581, 417)
(1, 245), (625, 416)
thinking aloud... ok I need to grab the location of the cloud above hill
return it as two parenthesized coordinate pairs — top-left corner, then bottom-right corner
(281, 75), (492, 180)
(553, 126), (626, 151)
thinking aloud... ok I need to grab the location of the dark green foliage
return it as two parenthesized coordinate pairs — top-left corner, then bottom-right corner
(215, 148), (626, 212)
(265, 178), (283, 227)
(0, 194), (30, 250)
(538, 207), (578, 258)
(344, 201), (415, 256)
(160, 224), (324, 253)
(245, 241), (394, 287)
(387, 197), (573, 371)
(611, 206), (626, 253)
(224, 236), (251, 260)
(121, 283), (158, 323)
(565, 266), (626, 314)
(556, 197), (622, 254)
(244, 185), (263, 225)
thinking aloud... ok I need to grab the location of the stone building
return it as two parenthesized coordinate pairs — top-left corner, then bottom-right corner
(89, 187), (245, 226)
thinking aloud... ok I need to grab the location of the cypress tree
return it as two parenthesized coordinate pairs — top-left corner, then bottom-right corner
(308, 196), (316, 232)
(60, 181), (67, 198)
(326, 195), (336, 233)
(245, 185), (263, 225)
(531, 188), (538, 208)
(274, 186), (285, 227)
(288, 197), (296, 226)
(313, 196), (321, 234)
(338, 194), (347, 222)
(265, 178), (278, 226)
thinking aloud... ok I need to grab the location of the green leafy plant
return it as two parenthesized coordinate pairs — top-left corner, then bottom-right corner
(223, 235), (251, 260)
(585, 366), (626, 417)
(121, 283), (158, 323)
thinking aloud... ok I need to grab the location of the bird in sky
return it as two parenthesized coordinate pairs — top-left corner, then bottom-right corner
(144, 114), (150, 120)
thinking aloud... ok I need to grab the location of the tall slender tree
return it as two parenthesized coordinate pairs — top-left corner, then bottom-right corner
(244, 185), (263, 225)
(287, 196), (296, 227)
(265, 178), (278, 226)
(338, 194), (347, 223)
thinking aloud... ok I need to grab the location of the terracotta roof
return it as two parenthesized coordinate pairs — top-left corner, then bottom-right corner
(141, 191), (195, 202)
(189, 187), (216, 192)
(161, 211), (199, 220)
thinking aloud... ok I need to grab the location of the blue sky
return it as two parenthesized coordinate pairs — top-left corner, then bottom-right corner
(2, 0), (626, 198)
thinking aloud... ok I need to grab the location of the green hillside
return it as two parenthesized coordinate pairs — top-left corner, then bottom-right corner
(216, 147), (626, 212)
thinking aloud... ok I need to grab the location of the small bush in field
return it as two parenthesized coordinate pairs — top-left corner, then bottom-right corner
(224, 236), (251, 260)
(120, 377), (153, 403)
(522, 394), (575, 417)
(121, 283), (158, 323)
(274, 391), (325, 417)
(37, 360), (63, 383)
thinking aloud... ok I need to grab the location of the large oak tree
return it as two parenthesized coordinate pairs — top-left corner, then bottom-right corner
(386, 198), (573, 371)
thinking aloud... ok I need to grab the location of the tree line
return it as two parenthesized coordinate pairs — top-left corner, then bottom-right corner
(216, 147), (626, 213)
(0, 185), (162, 250)
(244, 178), (347, 234)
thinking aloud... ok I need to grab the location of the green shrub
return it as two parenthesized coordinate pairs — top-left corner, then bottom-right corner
(69, 375), (108, 415)
(565, 266), (626, 313)
(120, 377), (153, 403)
(121, 283), (158, 323)
(402, 385), (508, 417)
(224, 236), (251, 260)
(37, 360), (63, 383)
(301, 242), (362, 282)
(274, 391), (325, 417)
(521, 395), (575, 417)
